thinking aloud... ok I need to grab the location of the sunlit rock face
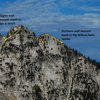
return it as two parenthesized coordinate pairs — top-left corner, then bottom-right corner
(0, 25), (100, 100)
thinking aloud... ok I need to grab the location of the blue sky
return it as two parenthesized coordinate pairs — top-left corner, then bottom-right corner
(0, 0), (100, 61)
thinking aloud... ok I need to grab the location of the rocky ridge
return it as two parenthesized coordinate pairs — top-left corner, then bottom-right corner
(0, 25), (100, 100)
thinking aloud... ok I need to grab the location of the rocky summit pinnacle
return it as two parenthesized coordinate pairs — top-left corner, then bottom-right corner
(8, 25), (36, 37)
(0, 25), (100, 100)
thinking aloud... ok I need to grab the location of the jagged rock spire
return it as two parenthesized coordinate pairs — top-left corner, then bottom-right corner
(7, 25), (36, 37)
(0, 25), (99, 100)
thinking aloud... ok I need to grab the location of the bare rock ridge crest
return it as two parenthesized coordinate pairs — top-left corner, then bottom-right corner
(0, 25), (100, 100)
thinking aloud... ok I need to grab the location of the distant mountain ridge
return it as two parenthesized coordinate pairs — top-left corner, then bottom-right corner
(0, 25), (100, 100)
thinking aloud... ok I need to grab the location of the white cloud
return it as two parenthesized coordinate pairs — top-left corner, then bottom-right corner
(0, 0), (100, 33)
(81, 6), (100, 12)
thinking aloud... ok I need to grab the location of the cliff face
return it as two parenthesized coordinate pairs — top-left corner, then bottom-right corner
(0, 25), (100, 100)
